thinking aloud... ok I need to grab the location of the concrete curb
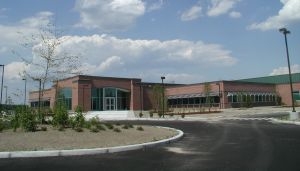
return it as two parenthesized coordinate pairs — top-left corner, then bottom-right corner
(270, 118), (300, 126)
(0, 126), (183, 159)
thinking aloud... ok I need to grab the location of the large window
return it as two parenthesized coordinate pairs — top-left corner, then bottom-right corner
(57, 88), (72, 110)
(91, 87), (130, 111)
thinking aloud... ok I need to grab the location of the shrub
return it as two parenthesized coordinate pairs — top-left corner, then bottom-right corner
(137, 126), (144, 131)
(41, 126), (47, 131)
(97, 124), (106, 131)
(73, 107), (85, 129)
(139, 112), (143, 118)
(149, 110), (154, 118)
(53, 101), (69, 128)
(181, 114), (185, 118)
(122, 124), (129, 129)
(75, 127), (84, 132)
(113, 128), (121, 133)
(19, 107), (37, 132)
(0, 119), (4, 132)
(104, 123), (114, 130)
(90, 127), (99, 133)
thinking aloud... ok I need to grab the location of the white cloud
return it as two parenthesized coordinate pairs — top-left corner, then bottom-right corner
(229, 11), (241, 18)
(207, 0), (241, 17)
(270, 64), (300, 75)
(4, 61), (28, 80)
(74, 0), (145, 32)
(54, 34), (237, 82)
(147, 0), (164, 12)
(181, 5), (202, 21)
(249, 0), (300, 30)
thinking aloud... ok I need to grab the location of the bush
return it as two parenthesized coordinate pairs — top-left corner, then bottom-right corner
(19, 107), (37, 132)
(139, 112), (143, 118)
(181, 114), (185, 118)
(75, 127), (84, 132)
(104, 123), (114, 130)
(137, 126), (144, 131)
(122, 125), (129, 129)
(149, 111), (154, 118)
(41, 126), (47, 131)
(0, 119), (4, 132)
(73, 106), (85, 129)
(53, 101), (69, 128)
(90, 127), (99, 133)
(113, 128), (121, 133)
(97, 124), (106, 131)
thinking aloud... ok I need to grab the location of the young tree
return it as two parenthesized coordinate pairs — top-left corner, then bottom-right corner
(204, 83), (212, 111)
(152, 84), (166, 116)
(15, 20), (81, 121)
(18, 22), (81, 91)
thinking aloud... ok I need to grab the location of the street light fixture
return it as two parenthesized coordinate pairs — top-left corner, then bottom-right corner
(0, 64), (4, 105)
(216, 82), (221, 109)
(279, 28), (296, 112)
(22, 78), (27, 105)
(161, 76), (165, 118)
(4, 85), (7, 105)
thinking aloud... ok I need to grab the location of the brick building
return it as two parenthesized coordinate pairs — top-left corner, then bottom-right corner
(29, 73), (300, 112)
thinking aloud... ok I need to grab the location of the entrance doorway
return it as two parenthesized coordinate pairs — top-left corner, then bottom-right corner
(104, 97), (115, 110)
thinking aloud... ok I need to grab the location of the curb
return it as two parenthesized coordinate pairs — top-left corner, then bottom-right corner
(0, 126), (183, 159)
(270, 118), (300, 126)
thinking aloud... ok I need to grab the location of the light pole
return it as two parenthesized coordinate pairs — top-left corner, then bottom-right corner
(216, 82), (221, 109)
(279, 28), (296, 112)
(0, 64), (4, 105)
(22, 78), (27, 105)
(4, 86), (7, 105)
(161, 76), (165, 118)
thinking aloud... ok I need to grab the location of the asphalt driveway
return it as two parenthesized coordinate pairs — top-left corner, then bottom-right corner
(1, 119), (300, 171)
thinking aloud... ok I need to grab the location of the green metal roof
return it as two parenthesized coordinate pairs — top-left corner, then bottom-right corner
(237, 73), (300, 84)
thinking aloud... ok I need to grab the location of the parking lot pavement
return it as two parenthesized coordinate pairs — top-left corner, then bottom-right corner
(1, 120), (300, 171)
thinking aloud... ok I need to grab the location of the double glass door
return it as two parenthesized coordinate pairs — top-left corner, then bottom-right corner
(104, 97), (115, 110)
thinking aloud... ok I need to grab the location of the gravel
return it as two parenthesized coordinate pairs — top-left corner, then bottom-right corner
(0, 125), (178, 152)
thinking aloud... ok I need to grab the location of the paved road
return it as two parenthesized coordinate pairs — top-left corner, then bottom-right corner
(1, 120), (300, 171)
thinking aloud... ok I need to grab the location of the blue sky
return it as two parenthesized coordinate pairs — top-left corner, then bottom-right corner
(0, 0), (300, 104)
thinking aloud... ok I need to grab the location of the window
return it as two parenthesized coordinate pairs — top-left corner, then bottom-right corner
(57, 88), (72, 110)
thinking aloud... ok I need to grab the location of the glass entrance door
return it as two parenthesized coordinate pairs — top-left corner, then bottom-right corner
(104, 97), (115, 110)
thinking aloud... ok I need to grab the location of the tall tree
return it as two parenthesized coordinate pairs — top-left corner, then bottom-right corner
(17, 22), (81, 93)
(204, 83), (212, 111)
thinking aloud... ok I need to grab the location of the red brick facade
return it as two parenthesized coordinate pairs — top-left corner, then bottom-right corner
(29, 75), (300, 111)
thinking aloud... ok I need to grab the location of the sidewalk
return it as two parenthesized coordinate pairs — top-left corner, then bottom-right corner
(185, 106), (300, 119)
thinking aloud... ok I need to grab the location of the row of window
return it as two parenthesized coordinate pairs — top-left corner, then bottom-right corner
(168, 96), (220, 106)
(227, 94), (277, 103)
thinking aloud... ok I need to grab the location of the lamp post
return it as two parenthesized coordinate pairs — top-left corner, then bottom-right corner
(161, 76), (165, 118)
(279, 28), (296, 112)
(0, 64), (4, 105)
(216, 82), (221, 109)
(4, 86), (7, 105)
(22, 78), (27, 105)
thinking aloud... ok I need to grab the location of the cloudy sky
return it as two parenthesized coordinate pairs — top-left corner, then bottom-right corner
(0, 0), (300, 104)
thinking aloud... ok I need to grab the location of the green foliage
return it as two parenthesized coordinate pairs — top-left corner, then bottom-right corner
(0, 119), (4, 132)
(41, 126), (47, 131)
(73, 106), (85, 129)
(181, 114), (185, 118)
(137, 126), (144, 131)
(139, 112), (143, 118)
(149, 111), (154, 118)
(104, 122), (114, 130)
(19, 107), (37, 132)
(113, 128), (121, 133)
(152, 84), (167, 114)
(90, 127), (99, 133)
(53, 101), (69, 128)
(122, 124), (129, 129)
